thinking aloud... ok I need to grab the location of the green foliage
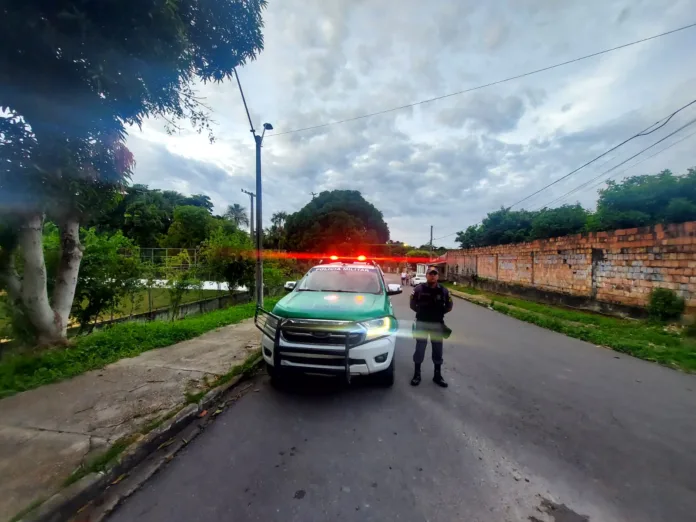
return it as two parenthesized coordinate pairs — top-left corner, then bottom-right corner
(456, 168), (696, 249)
(263, 260), (294, 296)
(201, 227), (255, 294)
(648, 288), (686, 322)
(285, 190), (389, 254)
(1, 0), (267, 148)
(163, 251), (202, 320)
(405, 249), (431, 259)
(72, 229), (142, 331)
(160, 205), (216, 248)
(0, 298), (280, 397)
(529, 205), (589, 240)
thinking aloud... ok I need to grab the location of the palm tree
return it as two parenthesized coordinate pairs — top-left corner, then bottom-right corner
(224, 203), (249, 228)
(271, 211), (288, 227)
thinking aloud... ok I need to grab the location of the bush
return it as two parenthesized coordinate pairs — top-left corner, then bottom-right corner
(648, 288), (685, 322)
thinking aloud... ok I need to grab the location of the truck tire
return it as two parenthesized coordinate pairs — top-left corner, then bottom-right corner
(374, 358), (395, 387)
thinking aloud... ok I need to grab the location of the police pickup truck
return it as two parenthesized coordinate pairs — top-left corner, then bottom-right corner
(255, 256), (402, 386)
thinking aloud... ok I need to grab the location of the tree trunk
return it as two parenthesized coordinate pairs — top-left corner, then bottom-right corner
(52, 218), (83, 339)
(17, 213), (63, 344)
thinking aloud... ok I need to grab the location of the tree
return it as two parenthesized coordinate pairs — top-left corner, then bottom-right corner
(72, 229), (141, 331)
(163, 251), (202, 321)
(201, 227), (255, 296)
(224, 204), (250, 228)
(591, 169), (696, 231)
(160, 206), (215, 248)
(406, 249), (431, 260)
(0, 0), (267, 344)
(529, 204), (588, 240)
(185, 194), (214, 213)
(285, 191), (390, 254)
(265, 211), (289, 250)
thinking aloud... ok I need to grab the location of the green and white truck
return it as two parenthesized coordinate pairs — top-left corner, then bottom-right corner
(255, 257), (402, 386)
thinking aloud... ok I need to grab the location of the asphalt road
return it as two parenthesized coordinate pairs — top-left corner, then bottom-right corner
(108, 276), (696, 522)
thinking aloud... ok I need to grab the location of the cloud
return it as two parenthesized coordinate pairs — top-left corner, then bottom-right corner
(437, 92), (527, 132)
(127, 0), (696, 248)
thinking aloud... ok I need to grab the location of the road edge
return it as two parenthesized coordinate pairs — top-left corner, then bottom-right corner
(19, 355), (265, 522)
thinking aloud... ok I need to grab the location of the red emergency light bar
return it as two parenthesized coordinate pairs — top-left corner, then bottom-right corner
(250, 250), (439, 264)
(324, 254), (368, 263)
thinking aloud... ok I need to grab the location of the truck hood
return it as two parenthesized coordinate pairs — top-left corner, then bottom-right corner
(273, 291), (386, 321)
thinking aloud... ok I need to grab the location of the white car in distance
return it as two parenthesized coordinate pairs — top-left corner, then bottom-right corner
(411, 274), (426, 286)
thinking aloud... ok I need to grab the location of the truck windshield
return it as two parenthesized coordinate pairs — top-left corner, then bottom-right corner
(297, 267), (383, 294)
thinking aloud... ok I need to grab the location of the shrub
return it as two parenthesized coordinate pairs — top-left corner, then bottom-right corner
(648, 288), (685, 322)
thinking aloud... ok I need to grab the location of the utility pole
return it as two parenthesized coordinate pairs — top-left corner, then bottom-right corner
(234, 68), (273, 309)
(241, 189), (256, 239)
(429, 225), (433, 261)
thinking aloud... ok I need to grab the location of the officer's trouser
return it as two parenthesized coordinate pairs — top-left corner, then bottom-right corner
(413, 321), (444, 365)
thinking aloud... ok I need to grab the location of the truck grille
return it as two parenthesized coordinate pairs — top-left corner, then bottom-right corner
(280, 319), (365, 347)
(281, 329), (364, 346)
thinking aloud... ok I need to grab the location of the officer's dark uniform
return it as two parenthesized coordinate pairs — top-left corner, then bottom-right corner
(409, 280), (453, 387)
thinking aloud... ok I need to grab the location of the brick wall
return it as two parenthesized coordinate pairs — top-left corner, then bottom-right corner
(445, 221), (696, 310)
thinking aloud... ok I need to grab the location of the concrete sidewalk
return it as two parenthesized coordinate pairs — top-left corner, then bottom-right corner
(0, 319), (262, 521)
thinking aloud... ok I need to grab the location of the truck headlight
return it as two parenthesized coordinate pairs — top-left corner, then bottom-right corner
(360, 316), (396, 341)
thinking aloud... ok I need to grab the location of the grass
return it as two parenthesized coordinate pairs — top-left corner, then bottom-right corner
(9, 497), (47, 522)
(0, 297), (280, 398)
(184, 348), (263, 404)
(63, 434), (140, 487)
(443, 282), (696, 373)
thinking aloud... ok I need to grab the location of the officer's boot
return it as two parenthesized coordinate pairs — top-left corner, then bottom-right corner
(410, 363), (421, 386)
(433, 364), (448, 388)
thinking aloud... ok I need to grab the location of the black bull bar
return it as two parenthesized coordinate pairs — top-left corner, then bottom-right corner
(255, 306), (371, 384)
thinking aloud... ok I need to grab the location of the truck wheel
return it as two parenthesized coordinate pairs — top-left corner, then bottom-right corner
(374, 358), (395, 387)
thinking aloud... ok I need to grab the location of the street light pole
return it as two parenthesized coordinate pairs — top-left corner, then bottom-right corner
(240, 189), (255, 240)
(254, 134), (263, 307)
(234, 68), (273, 309)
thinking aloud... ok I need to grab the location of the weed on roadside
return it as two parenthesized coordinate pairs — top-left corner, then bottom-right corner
(63, 434), (140, 487)
(9, 497), (47, 522)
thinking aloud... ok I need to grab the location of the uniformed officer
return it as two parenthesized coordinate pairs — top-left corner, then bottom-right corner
(409, 266), (453, 387)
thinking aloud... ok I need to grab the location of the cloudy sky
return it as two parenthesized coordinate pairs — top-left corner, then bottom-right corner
(127, 0), (696, 248)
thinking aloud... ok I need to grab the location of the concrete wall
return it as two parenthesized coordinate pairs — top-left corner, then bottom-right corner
(71, 292), (251, 335)
(445, 221), (696, 315)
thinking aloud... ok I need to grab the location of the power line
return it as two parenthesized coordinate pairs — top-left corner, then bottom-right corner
(507, 99), (696, 210)
(431, 99), (696, 242)
(550, 124), (696, 205)
(268, 22), (696, 138)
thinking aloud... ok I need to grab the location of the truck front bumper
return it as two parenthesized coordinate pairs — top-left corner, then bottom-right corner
(262, 334), (395, 376)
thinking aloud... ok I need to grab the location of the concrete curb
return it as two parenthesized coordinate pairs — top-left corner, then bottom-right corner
(449, 287), (494, 309)
(20, 356), (264, 522)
